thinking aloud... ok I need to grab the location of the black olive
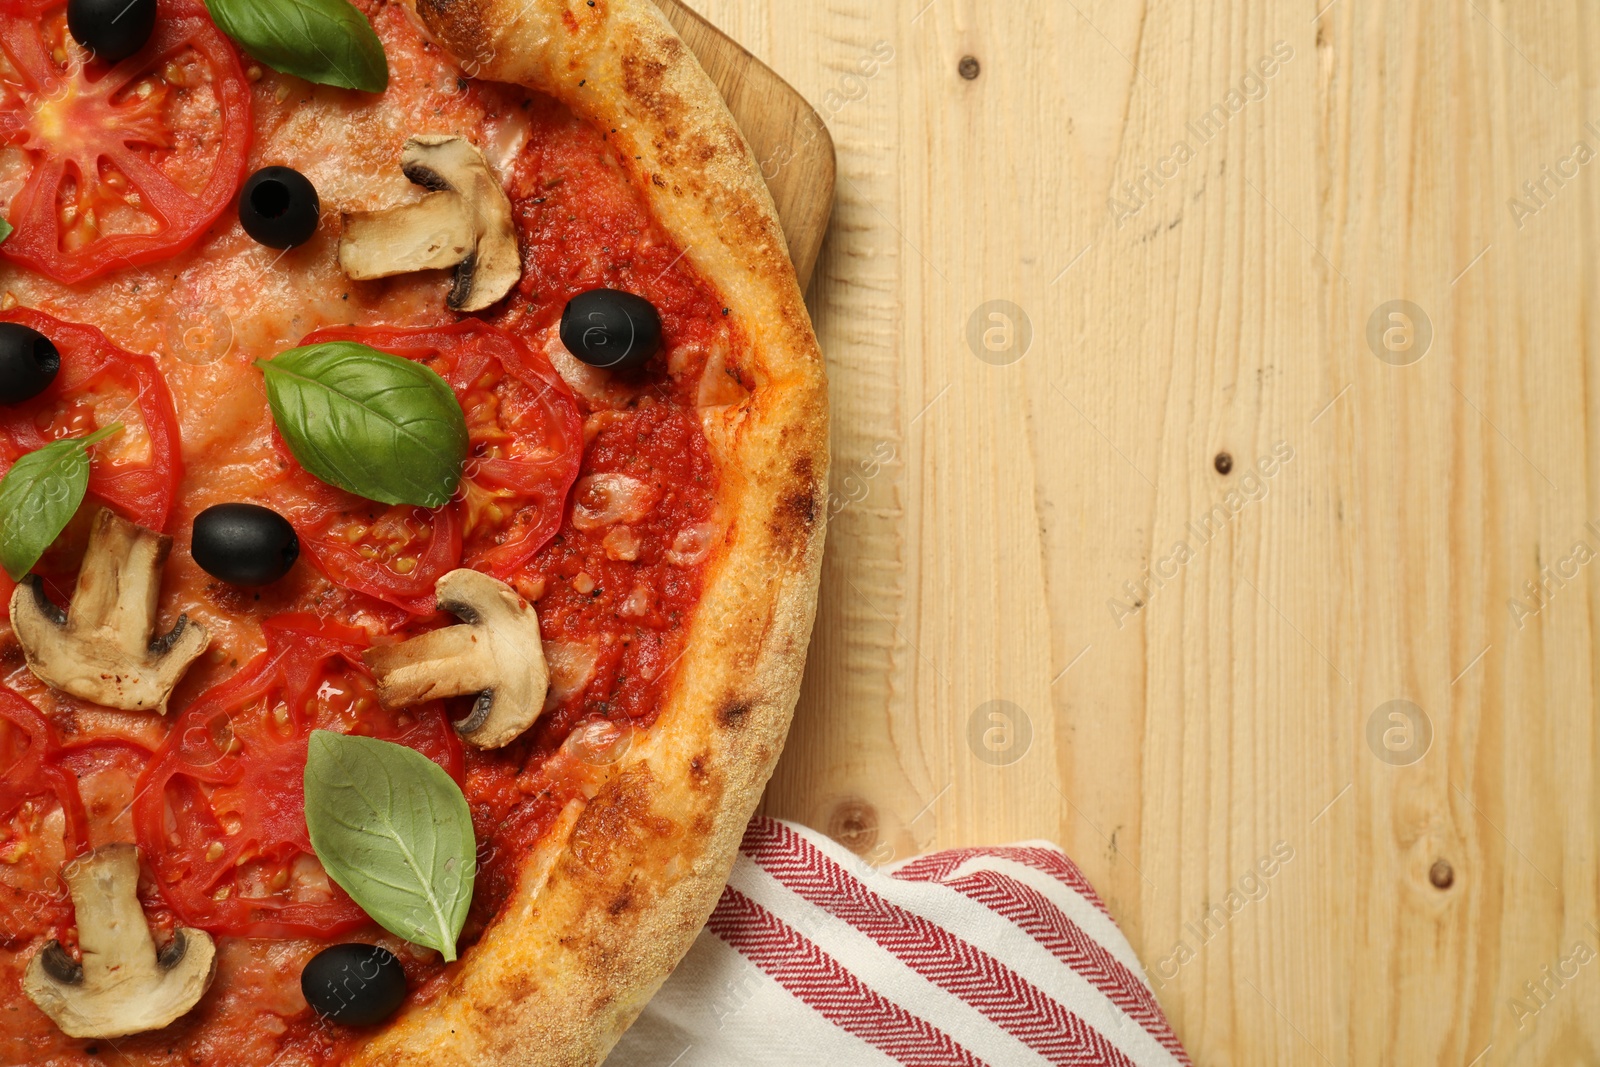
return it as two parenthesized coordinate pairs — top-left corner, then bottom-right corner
(0, 323), (61, 405)
(301, 943), (407, 1026)
(239, 167), (320, 249)
(559, 288), (662, 372)
(191, 504), (298, 586)
(67, 0), (156, 64)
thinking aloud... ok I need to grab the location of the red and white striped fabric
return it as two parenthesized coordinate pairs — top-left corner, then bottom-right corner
(607, 818), (1191, 1067)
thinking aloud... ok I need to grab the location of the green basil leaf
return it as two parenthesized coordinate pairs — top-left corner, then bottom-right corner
(0, 219), (12, 244)
(204, 0), (388, 93)
(257, 342), (468, 508)
(0, 425), (121, 582)
(304, 731), (475, 961)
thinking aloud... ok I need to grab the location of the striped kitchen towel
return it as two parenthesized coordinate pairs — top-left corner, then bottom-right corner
(607, 817), (1191, 1067)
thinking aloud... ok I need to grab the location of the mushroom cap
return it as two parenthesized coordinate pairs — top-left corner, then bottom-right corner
(401, 135), (522, 312)
(363, 569), (548, 748)
(336, 135), (521, 312)
(22, 845), (217, 1039)
(9, 509), (208, 714)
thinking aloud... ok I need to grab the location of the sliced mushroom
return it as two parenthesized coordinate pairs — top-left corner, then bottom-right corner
(338, 191), (474, 278)
(363, 568), (548, 748)
(24, 845), (217, 1039)
(9, 508), (207, 714)
(338, 134), (520, 312)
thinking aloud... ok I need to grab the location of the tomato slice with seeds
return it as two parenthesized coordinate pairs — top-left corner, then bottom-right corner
(269, 455), (465, 617)
(0, 308), (183, 543)
(0, 685), (87, 942)
(134, 614), (464, 938)
(0, 0), (251, 283)
(56, 736), (154, 843)
(302, 321), (584, 581)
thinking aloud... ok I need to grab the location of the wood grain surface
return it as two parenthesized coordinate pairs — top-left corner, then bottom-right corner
(677, 1), (1600, 1064)
(653, 0), (835, 288)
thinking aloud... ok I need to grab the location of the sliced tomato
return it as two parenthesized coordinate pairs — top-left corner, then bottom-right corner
(269, 455), (465, 617)
(0, 686), (86, 847)
(0, 0), (251, 283)
(302, 321), (584, 579)
(0, 685), (87, 942)
(56, 736), (154, 843)
(0, 309), (183, 552)
(133, 614), (464, 938)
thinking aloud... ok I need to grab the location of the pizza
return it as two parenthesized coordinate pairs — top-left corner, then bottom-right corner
(0, 0), (828, 1063)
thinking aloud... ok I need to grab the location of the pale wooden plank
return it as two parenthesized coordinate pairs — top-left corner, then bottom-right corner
(689, 0), (1600, 1062)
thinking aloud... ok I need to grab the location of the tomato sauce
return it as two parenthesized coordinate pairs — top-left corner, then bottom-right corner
(0, 1), (735, 1062)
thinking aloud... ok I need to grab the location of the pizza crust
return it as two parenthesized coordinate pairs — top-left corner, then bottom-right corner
(350, 2), (830, 1064)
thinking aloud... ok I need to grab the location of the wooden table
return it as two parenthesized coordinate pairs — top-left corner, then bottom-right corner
(693, 1), (1600, 1063)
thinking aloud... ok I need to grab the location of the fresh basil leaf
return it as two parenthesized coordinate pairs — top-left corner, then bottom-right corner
(204, 0), (388, 93)
(257, 342), (468, 508)
(0, 219), (12, 244)
(304, 731), (475, 961)
(0, 425), (121, 582)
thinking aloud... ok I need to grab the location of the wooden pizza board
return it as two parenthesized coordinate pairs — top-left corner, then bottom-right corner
(652, 0), (835, 289)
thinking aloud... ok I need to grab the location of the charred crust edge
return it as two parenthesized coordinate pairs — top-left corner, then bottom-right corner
(716, 699), (751, 729)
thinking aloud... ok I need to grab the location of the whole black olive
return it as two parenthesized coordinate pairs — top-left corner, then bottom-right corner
(0, 323), (61, 405)
(67, 0), (156, 64)
(239, 167), (321, 249)
(191, 504), (298, 586)
(301, 943), (408, 1026)
(559, 288), (663, 372)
